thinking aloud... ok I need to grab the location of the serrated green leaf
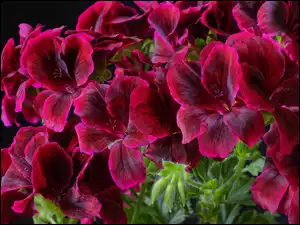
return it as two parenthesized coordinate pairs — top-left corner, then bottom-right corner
(243, 157), (265, 176)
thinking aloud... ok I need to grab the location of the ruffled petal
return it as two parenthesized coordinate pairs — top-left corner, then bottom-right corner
(15, 79), (35, 112)
(42, 92), (73, 132)
(24, 132), (49, 165)
(109, 142), (146, 189)
(1, 95), (19, 127)
(288, 188), (299, 224)
(1, 148), (11, 177)
(198, 114), (238, 158)
(223, 106), (265, 147)
(199, 41), (222, 66)
(75, 123), (119, 154)
(33, 90), (53, 116)
(202, 43), (242, 107)
(152, 31), (175, 64)
(31, 142), (73, 198)
(105, 76), (148, 126)
(134, 1), (159, 12)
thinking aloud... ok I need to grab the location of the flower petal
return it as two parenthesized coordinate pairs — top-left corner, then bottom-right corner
(12, 192), (34, 214)
(33, 90), (53, 116)
(177, 106), (209, 144)
(134, 1), (159, 12)
(148, 2), (180, 37)
(1, 95), (19, 127)
(251, 161), (289, 213)
(273, 107), (299, 156)
(202, 43), (242, 107)
(31, 142), (73, 198)
(59, 187), (101, 220)
(1, 38), (19, 77)
(129, 86), (171, 138)
(288, 188), (299, 224)
(109, 142), (146, 189)
(105, 76), (148, 126)
(15, 79), (35, 112)
(42, 92), (73, 132)
(152, 31), (175, 64)
(199, 41), (222, 66)
(198, 114), (238, 158)
(2, 72), (26, 99)
(75, 123), (119, 154)
(99, 200), (127, 224)
(24, 132), (49, 165)
(223, 106), (265, 147)
(1, 148), (11, 177)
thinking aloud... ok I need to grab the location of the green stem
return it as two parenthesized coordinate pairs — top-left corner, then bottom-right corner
(130, 183), (147, 224)
(187, 179), (202, 189)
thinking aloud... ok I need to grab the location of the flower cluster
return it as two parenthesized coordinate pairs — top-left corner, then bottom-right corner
(1, 1), (299, 224)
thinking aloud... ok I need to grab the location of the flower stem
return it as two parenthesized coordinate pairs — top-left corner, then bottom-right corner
(188, 179), (202, 189)
(130, 183), (146, 224)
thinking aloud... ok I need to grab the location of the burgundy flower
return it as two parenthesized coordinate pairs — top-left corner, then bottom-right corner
(74, 78), (155, 189)
(20, 27), (94, 132)
(76, 1), (152, 39)
(167, 44), (265, 158)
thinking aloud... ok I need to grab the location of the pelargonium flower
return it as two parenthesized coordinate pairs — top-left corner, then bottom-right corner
(20, 27), (94, 132)
(166, 43), (265, 158)
(1, 126), (101, 221)
(74, 77), (155, 189)
(76, 1), (152, 39)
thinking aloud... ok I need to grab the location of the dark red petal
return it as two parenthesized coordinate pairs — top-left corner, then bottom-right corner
(19, 23), (33, 45)
(99, 200), (127, 224)
(24, 132), (49, 165)
(144, 137), (173, 168)
(21, 27), (77, 92)
(148, 2), (180, 37)
(2, 72), (27, 99)
(130, 86), (171, 138)
(270, 78), (299, 107)
(199, 41), (222, 66)
(105, 76), (148, 126)
(263, 123), (280, 157)
(123, 121), (157, 149)
(1, 164), (32, 192)
(177, 106), (209, 144)
(257, 1), (287, 36)
(42, 93), (73, 132)
(12, 192), (34, 214)
(251, 161), (289, 213)
(9, 126), (48, 179)
(134, 1), (159, 12)
(273, 107), (299, 156)
(62, 34), (94, 87)
(31, 142), (73, 198)
(33, 90), (53, 116)
(60, 187), (101, 220)
(202, 43), (242, 107)
(171, 133), (201, 169)
(226, 33), (285, 94)
(75, 123), (119, 154)
(15, 79), (35, 112)
(288, 188), (299, 224)
(1, 95), (19, 127)
(239, 63), (274, 111)
(198, 114), (238, 158)
(1, 190), (33, 224)
(1, 38), (19, 77)
(76, 1), (112, 32)
(232, 1), (263, 31)
(223, 106), (265, 147)
(152, 31), (175, 64)
(77, 151), (116, 195)
(22, 102), (40, 125)
(74, 81), (125, 135)
(1, 148), (11, 177)
(167, 61), (219, 108)
(109, 142), (146, 189)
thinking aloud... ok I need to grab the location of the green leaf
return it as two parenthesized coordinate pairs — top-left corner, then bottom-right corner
(225, 204), (241, 224)
(164, 183), (176, 211)
(262, 112), (275, 126)
(168, 209), (185, 224)
(195, 38), (206, 47)
(227, 177), (255, 206)
(243, 157), (265, 176)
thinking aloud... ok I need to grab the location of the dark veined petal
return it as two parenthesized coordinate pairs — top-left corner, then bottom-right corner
(1, 148), (11, 177)
(109, 142), (146, 189)
(33, 90), (53, 116)
(1, 38), (19, 77)
(134, 1), (159, 12)
(202, 43), (242, 107)
(75, 123), (120, 154)
(129, 86), (171, 138)
(62, 33), (94, 87)
(31, 142), (73, 198)
(15, 79), (35, 112)
(99, 199), (127, 224)
(1, 95), (19, 127)
(2, 72), (27, 99)
(273, 107), (299, 156)
(74, 81), (125, 135)
(148, 2), (180, 37)
(105, 76), (148, 126)
(263, 123), (280, 157)
(177, 106), (210, 144)
(42, 92), (73, 132)
(288, 188), (299, 224)
(152, 31), (175, 64)
(223, 106), (265, 147)
(251, 161), (289, 213)
(199, 41), (222, 66)
(59, 187), (101, 220)
(270, 78), (299, 107)
(167, 60), (219, 108)
(198, 114), (238, 158)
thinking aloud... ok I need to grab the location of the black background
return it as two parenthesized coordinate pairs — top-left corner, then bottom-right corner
(1, 1), (288, 224)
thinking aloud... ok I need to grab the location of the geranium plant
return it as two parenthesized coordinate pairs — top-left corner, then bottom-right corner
(1, 1), (299, 224)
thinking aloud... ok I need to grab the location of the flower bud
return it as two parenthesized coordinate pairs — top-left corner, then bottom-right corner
(151, 177), (169, 204)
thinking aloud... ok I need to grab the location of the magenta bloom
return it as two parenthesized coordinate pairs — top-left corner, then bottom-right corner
(20, 27), (94, 132)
